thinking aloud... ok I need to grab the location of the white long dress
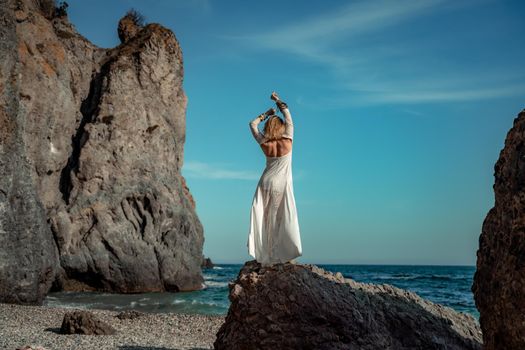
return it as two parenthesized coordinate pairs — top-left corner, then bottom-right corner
(247, 107), (302, 266)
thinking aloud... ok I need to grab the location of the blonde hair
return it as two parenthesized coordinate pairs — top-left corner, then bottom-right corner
(263, 115), (285, 141)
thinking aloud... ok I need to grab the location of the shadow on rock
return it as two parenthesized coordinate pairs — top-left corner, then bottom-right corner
(43, 327), (61, 334)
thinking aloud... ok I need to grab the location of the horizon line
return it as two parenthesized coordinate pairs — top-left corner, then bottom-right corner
(207, 261), (476, 267)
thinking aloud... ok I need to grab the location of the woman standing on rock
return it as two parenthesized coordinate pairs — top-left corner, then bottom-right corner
(247, 92), (302, 266)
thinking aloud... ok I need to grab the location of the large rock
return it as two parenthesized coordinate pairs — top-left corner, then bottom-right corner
(0, 0), (60, 305)
(60, 310), (116, 335)
(215, 260), (482, 350)
(472, 109), (525, 349)
(0, 0), (204, 304)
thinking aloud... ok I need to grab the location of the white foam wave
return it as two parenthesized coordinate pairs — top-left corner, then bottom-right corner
(191, 299), (220, 306)
(45, 303), (90, 310)
(138, 301), (161, 306)
(205, 281), (228, 288)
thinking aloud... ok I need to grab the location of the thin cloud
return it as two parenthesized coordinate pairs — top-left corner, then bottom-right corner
(313, 82), (525, 107)
(225, 0), (523, 104)
(183, 161), (259, 180)
(365, 84), (525, 103)
(251, 0), (444, 53)
(229, 0), (446, 69)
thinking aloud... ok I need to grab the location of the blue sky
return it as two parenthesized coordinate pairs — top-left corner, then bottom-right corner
(66, 0), (525, 265)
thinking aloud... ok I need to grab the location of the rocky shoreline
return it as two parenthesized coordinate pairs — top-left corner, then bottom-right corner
(0, 302), (225, 350)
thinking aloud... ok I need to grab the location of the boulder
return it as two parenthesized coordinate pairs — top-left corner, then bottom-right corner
(215, 260), (482, 350)
(115, 310), (146, 320)
(472, 109), (525, 349)
(60, 310), (116, 335)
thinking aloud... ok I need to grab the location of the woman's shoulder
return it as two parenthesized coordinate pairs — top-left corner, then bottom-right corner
(264, 136), (292, 142)
(261, 138), (292, 145)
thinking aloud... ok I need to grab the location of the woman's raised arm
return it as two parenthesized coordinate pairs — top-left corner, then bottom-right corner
(249, 113), (266, 144)
(276, 99), (293, 141)
(249, 108), (274, 144)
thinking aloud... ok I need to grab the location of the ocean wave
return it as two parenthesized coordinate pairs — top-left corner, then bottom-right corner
(191, 299), (221, 307)
(205, 281), (229, 288)
(420, 274), (461, 281)
(138, 301), (162, 306)
(450, 300), (476, 307)
(44, 302), (92, 310)
(392, 273), (415, 278)
(213, 266), (224, 270)
(371, 274), (464, 282)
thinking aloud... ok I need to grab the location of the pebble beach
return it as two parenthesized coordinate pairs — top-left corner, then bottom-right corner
(0, 303), (226, 350)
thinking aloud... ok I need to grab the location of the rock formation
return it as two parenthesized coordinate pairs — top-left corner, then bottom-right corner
(472, 109), (525, 349)
(115, 310), (145, 320)
(201, 255), (214, 269)
(60, 310), (116, 335)
(215, 260), (482, 350)
(0, 0), (204, 304)
(0, 0), (60, 306)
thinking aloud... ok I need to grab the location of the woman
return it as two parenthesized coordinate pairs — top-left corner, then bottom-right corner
(247, 91), (302, 266)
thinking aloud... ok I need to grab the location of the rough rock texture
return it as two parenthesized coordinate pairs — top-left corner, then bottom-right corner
(215, 260), (482, 350)
(0, 0), (60, 306)
(115, 310), (145, 320)
(60, 310), (116, 335)
(0, 0), (204, 304)
(472, 109), (525, 350)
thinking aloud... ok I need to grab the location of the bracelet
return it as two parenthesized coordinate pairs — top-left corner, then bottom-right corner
(276, 100), (288, 112)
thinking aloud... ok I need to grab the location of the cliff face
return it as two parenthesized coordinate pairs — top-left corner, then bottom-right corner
(215, 261), (482, 350)
(472, 109), (525, 349)
(0, 0), (59, 305)
(0, 0), (204, 304)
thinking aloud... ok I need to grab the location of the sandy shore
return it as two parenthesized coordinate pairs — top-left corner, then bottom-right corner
(0, 302), (226, 350)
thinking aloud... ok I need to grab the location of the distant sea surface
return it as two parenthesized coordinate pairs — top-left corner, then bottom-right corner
(44, 264), (478, 318)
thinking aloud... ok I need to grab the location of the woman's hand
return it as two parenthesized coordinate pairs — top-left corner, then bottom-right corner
(270, 91), (280, 101)
(264, 107), (276, 117)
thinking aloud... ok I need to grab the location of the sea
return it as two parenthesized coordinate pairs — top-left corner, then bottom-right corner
(43, 264), (479, 319)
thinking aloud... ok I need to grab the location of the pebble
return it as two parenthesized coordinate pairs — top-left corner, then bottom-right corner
(0, 302), (225, 350)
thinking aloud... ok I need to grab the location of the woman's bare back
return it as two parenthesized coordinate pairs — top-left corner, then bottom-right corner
(261, 138), (292, 157)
